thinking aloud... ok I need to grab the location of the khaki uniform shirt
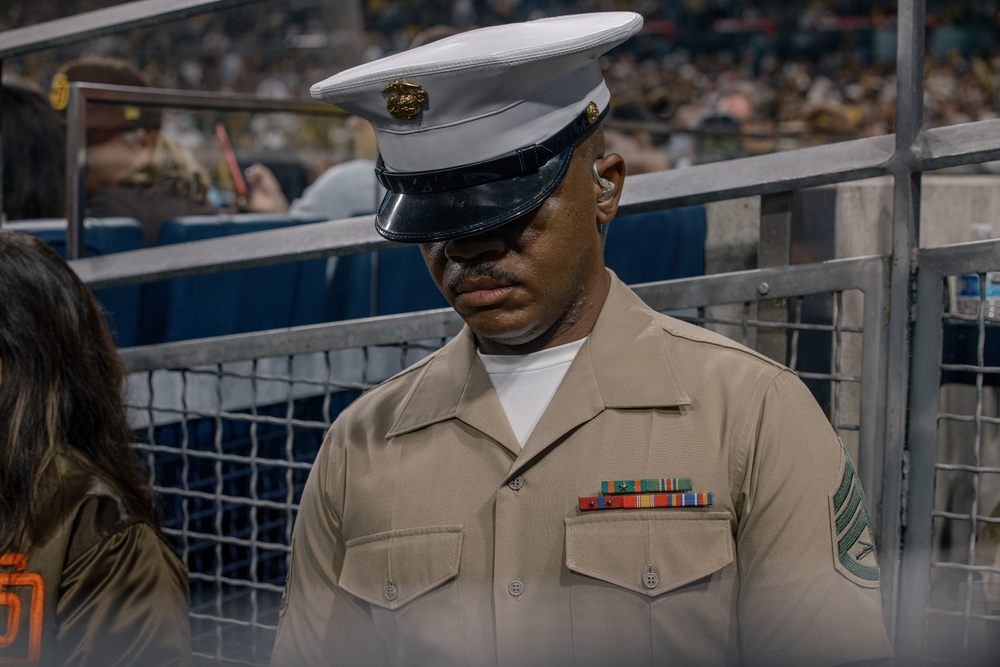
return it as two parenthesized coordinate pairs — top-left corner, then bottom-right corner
(0, 447), (191, 666)
(272, 274), (892, 667)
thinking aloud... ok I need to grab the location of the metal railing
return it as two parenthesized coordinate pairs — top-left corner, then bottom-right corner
(903, 238), (1000, 664)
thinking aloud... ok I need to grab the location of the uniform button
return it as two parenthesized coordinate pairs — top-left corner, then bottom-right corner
(508, 579), (524, 597)
(384, 583), (398, 601)
(643, 571), (659, 589)
(508, 476), (524, 491)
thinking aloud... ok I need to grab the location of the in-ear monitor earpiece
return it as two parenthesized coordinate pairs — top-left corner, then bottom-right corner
(592, 159), (615, 201)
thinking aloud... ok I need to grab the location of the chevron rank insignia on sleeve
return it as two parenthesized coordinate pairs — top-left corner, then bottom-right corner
(829, 451), (880, 588)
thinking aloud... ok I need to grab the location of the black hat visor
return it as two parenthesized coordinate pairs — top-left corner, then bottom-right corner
(375, 149), (573, 243)
(374, 103), (605, 243)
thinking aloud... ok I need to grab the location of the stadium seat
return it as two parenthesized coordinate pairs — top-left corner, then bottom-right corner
(138, 213), (326, 344)
(603, 206), (707, 284)
(326, 245), (448, 321)
(5, 217), (145, 347)
(941, 319), (1000, 386)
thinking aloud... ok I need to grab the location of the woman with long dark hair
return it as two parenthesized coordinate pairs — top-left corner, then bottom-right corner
(0, 231), (191, 665)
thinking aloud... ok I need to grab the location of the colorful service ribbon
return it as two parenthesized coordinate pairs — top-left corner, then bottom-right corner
(578, 492), (713, 511)
(601, 478), (693, 495)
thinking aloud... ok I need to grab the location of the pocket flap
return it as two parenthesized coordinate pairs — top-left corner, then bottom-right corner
(565, 511), (733, 597)
(341, 525), (463, 610)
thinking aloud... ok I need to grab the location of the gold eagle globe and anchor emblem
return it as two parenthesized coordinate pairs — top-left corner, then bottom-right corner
(381, 80), (428, 120)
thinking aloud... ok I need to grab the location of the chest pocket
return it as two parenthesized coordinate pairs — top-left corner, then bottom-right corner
(565, 511), (733, 597)
(564, 511), (737, 665)
(339, 525), (463, 610)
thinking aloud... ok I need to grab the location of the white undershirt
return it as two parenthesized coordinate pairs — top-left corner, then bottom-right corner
(477, 338), (586, 447)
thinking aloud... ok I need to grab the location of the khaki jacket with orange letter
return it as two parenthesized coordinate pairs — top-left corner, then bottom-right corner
(271, 272), (893, 667)
(0, 447), (191, 666)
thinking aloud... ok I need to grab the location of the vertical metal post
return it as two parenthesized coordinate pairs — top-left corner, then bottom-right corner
(882, 0), (926, 651)
(757, 192), (793, 364)
(898, 256), (945, 664)
(0, 61), (5, 224)
(65, 85), (87, 259)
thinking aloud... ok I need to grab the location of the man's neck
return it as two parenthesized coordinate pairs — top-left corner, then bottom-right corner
(474, 270), (610, 355)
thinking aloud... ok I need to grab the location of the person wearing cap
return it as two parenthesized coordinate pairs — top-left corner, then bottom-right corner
(50, 56), (216, 246)
(272, 12), (893, 667)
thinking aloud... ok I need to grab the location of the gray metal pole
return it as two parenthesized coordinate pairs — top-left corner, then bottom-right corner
(65, 87), (87, 259)
(883, 0), (926, 652)
(0, 62), (5, 225)
(0, 0), (265, 60)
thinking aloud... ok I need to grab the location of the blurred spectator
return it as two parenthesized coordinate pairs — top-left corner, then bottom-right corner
(604, 101), (671, 174)
(1, 80), (65, 222)
(409, 24), (462, 48)
(245, 115), (384, 219)
(696, 115), (743, 163)
(0, 230), (192, 665)
(51, 56), (216, 245)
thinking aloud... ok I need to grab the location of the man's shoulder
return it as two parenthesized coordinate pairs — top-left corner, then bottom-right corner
(609, 281), (788, 378)
(332, 343), (449, 428)
(656, 312), (787, 372)
(608, 277), (787, 374)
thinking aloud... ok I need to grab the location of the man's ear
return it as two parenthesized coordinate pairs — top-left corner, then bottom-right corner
(594, 152), (626, 225)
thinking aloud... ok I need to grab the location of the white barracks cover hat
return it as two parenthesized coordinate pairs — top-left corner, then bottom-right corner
(311, 12), (644, 242)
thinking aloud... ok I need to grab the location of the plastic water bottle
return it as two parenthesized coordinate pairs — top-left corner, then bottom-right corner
(955, 223), (1000, 321)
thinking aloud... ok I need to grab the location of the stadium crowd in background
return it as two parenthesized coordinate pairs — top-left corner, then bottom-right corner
(3, 0), (1000, 176)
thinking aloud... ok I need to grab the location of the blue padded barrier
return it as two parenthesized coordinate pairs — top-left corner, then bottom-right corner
(138, 214), (326, 345)
(376, 245), (449, 315)
(326, 245), (448, 321)
(603, 206), (707, 284)
(5, 218), (145, 347)
(326, 206), (706, 322)
(325, 249), (374, 321)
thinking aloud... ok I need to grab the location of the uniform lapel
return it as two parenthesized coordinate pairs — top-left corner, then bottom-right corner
(513, 273), (691, 472)
(456, 361), (521, 456)
(386, 326), (520, 456)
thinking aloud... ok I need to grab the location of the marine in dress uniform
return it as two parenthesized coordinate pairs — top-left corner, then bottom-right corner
(271, 12), (894, 666)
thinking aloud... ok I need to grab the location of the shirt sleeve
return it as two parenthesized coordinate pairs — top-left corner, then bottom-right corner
(735, 369), (893, 667)
(270, 425), (391, 666)
(56, 521), (192, 667)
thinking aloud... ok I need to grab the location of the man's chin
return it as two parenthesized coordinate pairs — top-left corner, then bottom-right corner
(469, 318), (558, 355)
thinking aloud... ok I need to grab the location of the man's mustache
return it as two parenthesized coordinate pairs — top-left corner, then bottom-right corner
(446, 263), (519, 293)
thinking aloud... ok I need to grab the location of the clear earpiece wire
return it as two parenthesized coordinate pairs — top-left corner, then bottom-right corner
(592, 159), (615, 201)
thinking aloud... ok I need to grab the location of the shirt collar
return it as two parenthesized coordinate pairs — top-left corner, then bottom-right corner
(385, 270), (691, 441)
